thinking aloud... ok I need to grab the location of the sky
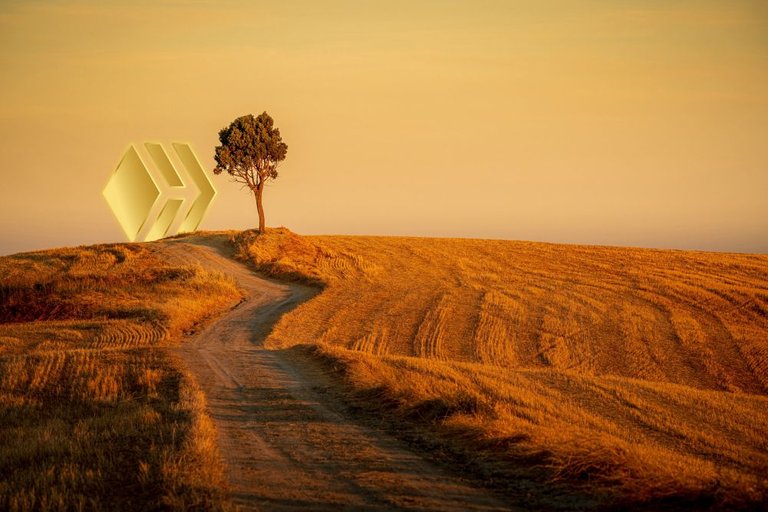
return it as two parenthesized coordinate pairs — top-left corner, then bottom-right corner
(0, 0), (766, 255)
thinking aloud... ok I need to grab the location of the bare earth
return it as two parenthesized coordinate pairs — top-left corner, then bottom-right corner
(155, 237), (511, 511)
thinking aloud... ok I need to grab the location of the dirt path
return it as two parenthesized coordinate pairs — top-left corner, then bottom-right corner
(155, 236), (512, 511)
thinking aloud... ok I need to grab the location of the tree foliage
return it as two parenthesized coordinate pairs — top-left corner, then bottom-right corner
(213, 112), (288, 232)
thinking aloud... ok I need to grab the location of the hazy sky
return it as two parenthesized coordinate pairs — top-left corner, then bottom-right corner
(1, 0), (766, 255)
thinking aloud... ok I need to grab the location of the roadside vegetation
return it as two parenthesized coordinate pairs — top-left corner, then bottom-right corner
(0, 243), (242, 510)
(235, 228), (768, 510)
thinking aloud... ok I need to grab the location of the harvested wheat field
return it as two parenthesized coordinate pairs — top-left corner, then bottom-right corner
(235, 228), (768, 510)
(3, 230), (767, 511)
(0, 243), (242, 510)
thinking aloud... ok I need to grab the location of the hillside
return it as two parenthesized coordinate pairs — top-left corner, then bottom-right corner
(238, 229), (768, 393)
(235, 228), (768, 509)
(0, 242), (242, 509)
(2, 231), (766, 510)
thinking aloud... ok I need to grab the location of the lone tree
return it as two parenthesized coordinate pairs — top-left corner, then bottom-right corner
(213, 112), (288, 233)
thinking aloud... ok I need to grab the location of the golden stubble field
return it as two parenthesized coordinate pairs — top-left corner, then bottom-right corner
(236, 228), (768, 510)
(2, 229), (767, 510)
(0, 242), (242, 510)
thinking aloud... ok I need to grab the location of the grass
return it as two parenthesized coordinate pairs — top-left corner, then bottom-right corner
(235, 228), (768, 510)
(3, 230), (766, 509)
(0, 242), (242, 510)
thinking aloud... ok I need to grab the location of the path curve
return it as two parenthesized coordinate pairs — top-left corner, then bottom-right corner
(155, 235), (513, 511)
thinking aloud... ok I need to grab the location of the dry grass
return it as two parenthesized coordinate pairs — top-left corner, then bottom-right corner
(236, 228), (768, 509)
(0, 242), (242, 510)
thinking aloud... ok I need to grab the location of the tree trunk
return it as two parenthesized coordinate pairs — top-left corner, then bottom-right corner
(255, 183), (266, 233)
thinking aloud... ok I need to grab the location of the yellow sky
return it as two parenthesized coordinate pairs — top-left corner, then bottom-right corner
(1, 0), (766, 254)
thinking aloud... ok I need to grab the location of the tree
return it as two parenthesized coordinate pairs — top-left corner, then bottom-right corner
(213, 112), (288, 233)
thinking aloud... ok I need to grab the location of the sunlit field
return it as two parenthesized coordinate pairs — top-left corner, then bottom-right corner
(0, 243), (242, 510)
(236, 228), (768, 510)
(3, 231), (766, 510)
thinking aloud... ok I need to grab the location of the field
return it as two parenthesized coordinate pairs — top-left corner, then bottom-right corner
(2, 230), (767, 510)
(0, 242), (242, 510)
(235, 228), (768, 509)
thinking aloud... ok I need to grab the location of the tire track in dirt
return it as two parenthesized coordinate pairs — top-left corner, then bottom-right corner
(156, 235), (513, 511)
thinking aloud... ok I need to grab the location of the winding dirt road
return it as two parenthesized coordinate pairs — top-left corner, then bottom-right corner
(154, 236), (512, 511)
